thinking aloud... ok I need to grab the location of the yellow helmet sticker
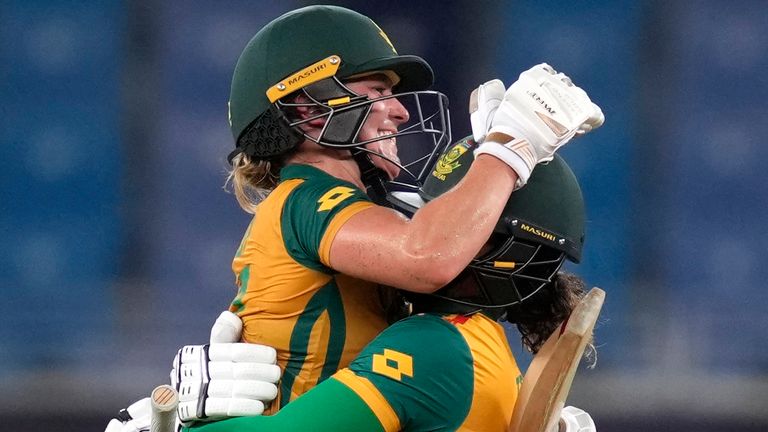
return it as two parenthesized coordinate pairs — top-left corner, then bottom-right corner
(370, 19), (397, 54)
(327, 96), (351, 107)
(266, 55), (342, 102)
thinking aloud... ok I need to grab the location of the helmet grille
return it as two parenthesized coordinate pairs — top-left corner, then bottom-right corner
(431, 235), (566, 310)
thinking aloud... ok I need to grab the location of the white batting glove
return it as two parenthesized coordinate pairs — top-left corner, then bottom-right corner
(171, 311), (281, 423)
(474, 63), (603, 188)
(104, 397), (159, 432)
(558, 406), (597, 432)
(104, 312), (280, 432)
(469, 79), (506, 144)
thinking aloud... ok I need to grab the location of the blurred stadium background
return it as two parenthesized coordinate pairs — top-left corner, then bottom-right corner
(2, 0), (767, 430)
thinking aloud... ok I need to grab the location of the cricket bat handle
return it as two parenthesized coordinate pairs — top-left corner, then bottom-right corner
(150, 384), (179, 432)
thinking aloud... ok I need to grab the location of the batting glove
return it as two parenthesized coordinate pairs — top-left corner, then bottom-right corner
(558, 405), (597, 432)
(104, 397), (157, 432)
(469, 79), (505, 144)
(105, 312), (280, 432)
(474, 63), (604, 188)
(171, 311), (281, 423)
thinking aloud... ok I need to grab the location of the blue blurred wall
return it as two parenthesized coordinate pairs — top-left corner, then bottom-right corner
(0, 1), (122, 371)
(648, 0), (768, 372)
(497, 0), (641, 368)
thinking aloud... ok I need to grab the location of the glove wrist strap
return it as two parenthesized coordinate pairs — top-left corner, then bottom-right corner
(474, 139), (531, 190)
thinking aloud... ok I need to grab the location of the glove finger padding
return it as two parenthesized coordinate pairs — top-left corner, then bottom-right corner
(208, 379), (278, 400)
(171, 343), (282, 424)
(209, 311), (243, 343)
(178, 379), (277, 401)
(560, 405), (597, 432)
(208, 361), (282, 382)
(497, 63), (596, 149)
(475, 63), (603, 189)
(105, 397), (168, 432)
(176, 343), (277, 365)
(178, 397), (265, 420)
(577, 102), (605, 135)
(208, 343), (277, 363)
(172, 344), (278, 384)
(469, 79), (505, 144)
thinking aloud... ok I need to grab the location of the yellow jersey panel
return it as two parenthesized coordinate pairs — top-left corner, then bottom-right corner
(229, 164), (388, 412)
(342, 313), (520, 431)
(452, 314), (521, 431)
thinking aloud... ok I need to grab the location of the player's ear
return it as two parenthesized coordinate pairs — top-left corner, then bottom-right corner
(291, 93), (326, 127)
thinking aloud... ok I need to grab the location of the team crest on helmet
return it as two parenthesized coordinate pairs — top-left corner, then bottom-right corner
(432, 142), (470, 180)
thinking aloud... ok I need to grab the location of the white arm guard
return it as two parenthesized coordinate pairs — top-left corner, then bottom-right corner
(475, 63), (603, 188)
(558, 406), (597, 432)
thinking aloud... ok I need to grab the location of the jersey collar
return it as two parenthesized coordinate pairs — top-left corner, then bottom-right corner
(279, 164), (367, 194)
(279, 163), (335, 181)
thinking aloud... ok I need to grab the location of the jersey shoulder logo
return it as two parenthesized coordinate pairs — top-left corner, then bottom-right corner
(372, 348), (414, 382)
(317, 186), (356, 212)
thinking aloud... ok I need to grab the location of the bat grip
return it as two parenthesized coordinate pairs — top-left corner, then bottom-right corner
(150, 384), (179, 432)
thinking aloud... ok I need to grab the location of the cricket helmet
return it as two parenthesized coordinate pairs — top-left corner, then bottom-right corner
(389, 137), (586, 315)
(228, 5), (451, 201)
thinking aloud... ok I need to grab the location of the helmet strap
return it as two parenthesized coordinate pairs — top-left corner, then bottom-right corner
(352, 149), (391, 207)
(408, 292), (507, 320)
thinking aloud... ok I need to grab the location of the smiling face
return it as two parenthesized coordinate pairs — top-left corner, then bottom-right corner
(344, 73), (410, 180)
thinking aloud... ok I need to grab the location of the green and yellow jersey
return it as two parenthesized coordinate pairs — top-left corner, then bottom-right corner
(229, 164), (390, 412)
(186, 312), (522, 432)
(337, 312), (521, 431)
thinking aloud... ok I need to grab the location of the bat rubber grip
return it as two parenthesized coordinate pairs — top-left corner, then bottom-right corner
(150, 384), (179, 432)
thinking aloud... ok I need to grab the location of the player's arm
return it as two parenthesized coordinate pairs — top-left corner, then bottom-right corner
(181, 377), (385, 432)
(184, 314), (471, 432)
(330, 154), (517, 293)
(330, 64), (602, 293)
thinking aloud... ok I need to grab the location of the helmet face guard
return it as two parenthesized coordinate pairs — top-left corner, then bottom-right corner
(281, 76), (452, 194)
(233, 71), (451, 201)
(429, 236), (566, 313)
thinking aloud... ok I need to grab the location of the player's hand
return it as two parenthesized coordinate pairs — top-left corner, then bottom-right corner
(474, 63), (603, 188)
(104, 397), (164, 432)
(558, 405), (597, 432)
(105, 312), (281, 431)
(469, 79), (505, 144)
(172, 311), (282, 422)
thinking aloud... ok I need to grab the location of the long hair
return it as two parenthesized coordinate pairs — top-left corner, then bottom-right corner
(508, 272), (593, 356)
(225, 153), (284, 214)
(225, 91), (316, 213)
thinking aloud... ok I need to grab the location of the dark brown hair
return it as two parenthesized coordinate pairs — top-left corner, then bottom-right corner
(509, 272), (590, 355)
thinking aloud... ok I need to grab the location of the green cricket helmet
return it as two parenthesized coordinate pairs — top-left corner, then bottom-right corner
(228, 5), (452, 202)
(388, 137), (586, 314)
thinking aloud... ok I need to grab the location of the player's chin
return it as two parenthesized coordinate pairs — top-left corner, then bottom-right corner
(371, 156), (401, 180)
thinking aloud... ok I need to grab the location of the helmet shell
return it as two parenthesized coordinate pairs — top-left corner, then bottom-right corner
(416, 137), (586, 262)
(229, 5), (434, 145)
